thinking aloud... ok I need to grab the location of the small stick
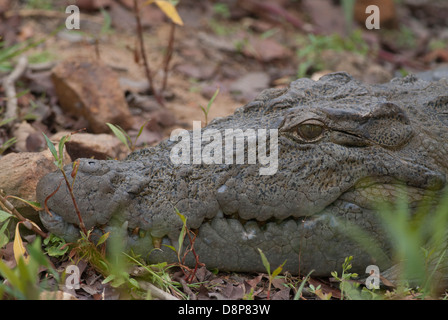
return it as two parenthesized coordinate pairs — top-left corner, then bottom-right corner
(0, 191), (48, 239)
(161, 22), (176, 92)
(133, 0), (165, 107)
(2, 55), (28, 125)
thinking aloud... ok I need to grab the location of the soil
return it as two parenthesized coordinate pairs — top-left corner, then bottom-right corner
(0, 0), (447, 301)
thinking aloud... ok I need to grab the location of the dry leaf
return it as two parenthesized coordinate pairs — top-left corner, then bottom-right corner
(13, 220), (43, 264)
(145, 0), (183, 25)
(13, 222), (28, 264)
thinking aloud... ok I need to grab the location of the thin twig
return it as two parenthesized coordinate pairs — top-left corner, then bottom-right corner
(60, 168), (87, 235)
(137, 281), (179, 300)
(161, 22), (176, 92)
(133, 0), (165, 107)
(0, 191), (48, 238)
(2, 55), (28, 125)
(181, 229), (203, 283)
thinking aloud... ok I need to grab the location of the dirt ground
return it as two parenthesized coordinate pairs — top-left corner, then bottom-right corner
(1, 0), (446, 146)
(0, 0), (447, 300)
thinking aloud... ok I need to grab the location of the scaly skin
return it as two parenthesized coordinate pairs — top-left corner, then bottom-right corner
(36, 72), (448, 276)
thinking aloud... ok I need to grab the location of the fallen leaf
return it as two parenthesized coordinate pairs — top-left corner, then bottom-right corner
(13, 222), (28, 264)
(271, 277), (287, 290)
(308, 277), (341, 299)
(146, 0), (183, 25)
(271, 287), (291, 300)
(245, 274), (263, 288)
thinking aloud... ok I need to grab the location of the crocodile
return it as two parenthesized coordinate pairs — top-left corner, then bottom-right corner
(36, 72), (448, 277)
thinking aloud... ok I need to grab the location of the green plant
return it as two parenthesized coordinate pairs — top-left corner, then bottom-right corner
(376, 190), (448, 296)
(0, 36), (51, 72)
(212, 3), (231, 19)
(0, 237), (60, 300)
(107, 121), (149, 153)
(199, 87), (219, 126)
(341, 0), (355, 33)
(0, 136), (17, 155)
(308, 283), (332, 300)
(257, 248), (286, 300)
(163, 208), (202, 283)
(296, 31), (369, 78)
(330, 256), (360, 300)
(0, 191), (47, 242)
(242, 287), (255, 300)
(25, 0), (53, 10)
(125, 254), (187, 299)
(28, 51), (55, 65)
(293, 269), (313, 300)
(43, 131), (87, 235)
(335, 186), (448, 298)
(100, 7), (114, 36)
(43, 234), (69, 257)
(0, 209), (13, 248)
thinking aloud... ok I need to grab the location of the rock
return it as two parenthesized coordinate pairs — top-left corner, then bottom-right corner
(51, 57), (134, 134)
(0, 149), (71, 218)
(12, 121), (45, 152)
(415, 64), (448, 81)
(51, 132), (129, 160)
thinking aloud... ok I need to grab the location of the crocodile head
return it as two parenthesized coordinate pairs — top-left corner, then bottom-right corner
(37, 72), (448, 275)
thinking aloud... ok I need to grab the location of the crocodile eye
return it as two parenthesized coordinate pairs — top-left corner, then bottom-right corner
(297, 120), (325, 141)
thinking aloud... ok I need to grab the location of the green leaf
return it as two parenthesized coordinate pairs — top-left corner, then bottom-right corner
(44, 235), (68, 257)
(107, 123), (131, 151)
(4, 196), (42, 211)
(0, 210), (13, 223)
(175, 208), (187, 259)
(0, 137), (17, 154)
(128, 277), (140, 289)
(58, 134), (70, 163)
(102, 274), (115, 284)
(42, 133), (59, 162)
(0, 258), (21, 289)
(0, 219), (10, 248)
(136, 120), (149, 140)
(257, 248), (271, 275)
(175, 208), (187, 225)
(96, 232), (110, 246)
(0, 117), (16, 127)
(293, 269), (314, 300)
(162, 244), (177, 253)
(45, 244), (68, 257)
(272, 260), (287, 278)
(206, 87), (219, 113)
